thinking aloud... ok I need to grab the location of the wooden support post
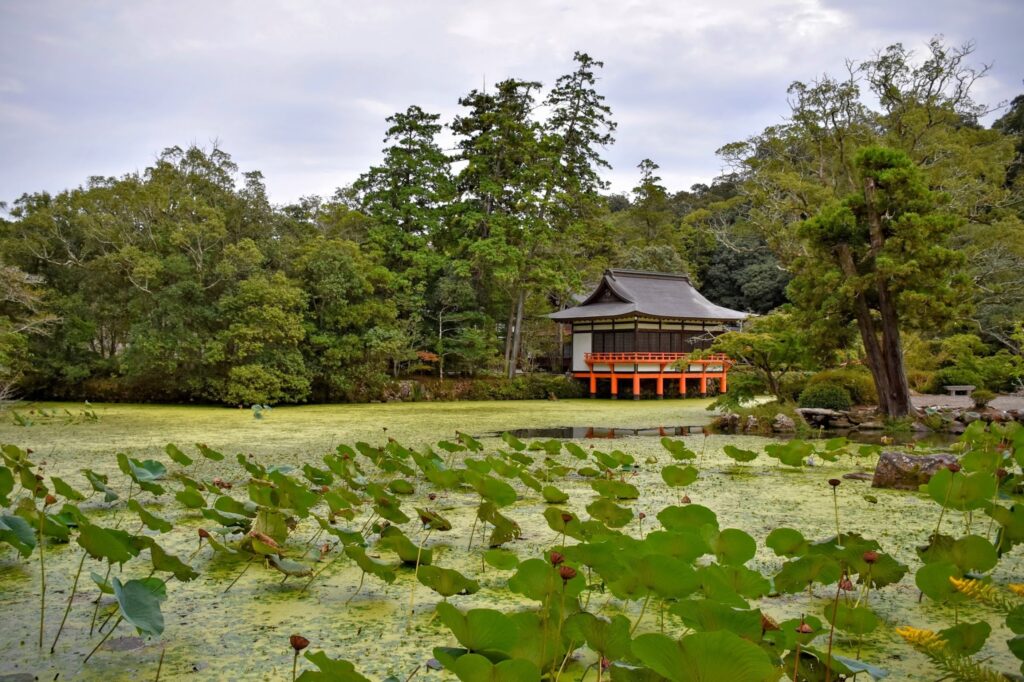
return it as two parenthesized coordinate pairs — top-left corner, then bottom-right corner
(632, 373), (640, 400)
(611, 375), (618, 399)
(589, 371), (596, 398)
(679, 377), (686, 398)
(700, 374), (707, 396)
(720, 372), (728, 394)
(656, 375), (664, 399)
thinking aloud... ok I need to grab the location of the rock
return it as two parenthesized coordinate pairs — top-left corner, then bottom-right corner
(962, 411), (982, 423)
(796, 407), (841, 429)
(396, 380), (416, 400)
(714, 412), (740, 432)
(773, 413), (796, 432)
(871, 451), (958, 490)
(857, 421), (884, 431)
(831, 417), (853, 429)
(911, 420), (933, 432)
(843, 472), (873, 481)
(948, 421), (966, 434)
(744, 415), (760, 432)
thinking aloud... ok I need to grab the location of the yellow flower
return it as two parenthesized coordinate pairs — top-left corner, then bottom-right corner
(1009, 584), (1024, 598)
(895, 625), (944, 649)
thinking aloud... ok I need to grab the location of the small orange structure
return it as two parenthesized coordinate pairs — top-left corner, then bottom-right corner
(548, 270), (747, 399)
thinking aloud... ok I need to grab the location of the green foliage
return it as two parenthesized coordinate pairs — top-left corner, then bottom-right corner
(971, 389), (996, 409)
(708, 310), (814, 403)
(798, 382), (852, 411)
(806, 367), (877, 405)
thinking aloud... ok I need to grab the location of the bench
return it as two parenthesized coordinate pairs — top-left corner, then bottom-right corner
(944, 385), (976, 397)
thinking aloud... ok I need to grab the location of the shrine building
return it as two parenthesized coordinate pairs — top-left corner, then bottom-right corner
(548, 269), (748, 399)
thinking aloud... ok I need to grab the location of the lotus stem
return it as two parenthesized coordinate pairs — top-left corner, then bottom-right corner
(404, 664), (421, 682)
(630, 593), (651, 635)
(554, 639), (575, 682)
(83, 615), (122, 664)
(38, 505), (46, 648)
(407, 529), (433, 632)
(301, 543), (339, 593)
(292, 649), (298, 682)
(467, 502), (479, 551)
(832, 488), (841, 543)
(224, 557), (255, 594)
(97, 607), (118, 634)
(824, 576), (842, 682)
(51, 550), (87, 653)
(346, 571), (366, 605)
(155, 644), (165, 681)
(90, 563), (112, 635)
(932, 480), (953, 539)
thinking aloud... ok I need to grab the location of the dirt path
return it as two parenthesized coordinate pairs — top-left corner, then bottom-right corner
(911, 393), (1024, 411)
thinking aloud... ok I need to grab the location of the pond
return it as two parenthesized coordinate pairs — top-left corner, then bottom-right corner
(0, 400), (1018, 680)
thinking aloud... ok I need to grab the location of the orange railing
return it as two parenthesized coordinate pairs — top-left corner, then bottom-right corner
(584, 352), (730, 364)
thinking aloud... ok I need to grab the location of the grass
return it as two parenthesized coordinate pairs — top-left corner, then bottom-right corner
(0, 400), (1021, 680)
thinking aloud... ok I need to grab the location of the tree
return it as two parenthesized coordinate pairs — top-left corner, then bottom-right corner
(0, 260), (57, 402)
(789, 147), (967, 417)
(209, 270), (310, 405)
(708, 310), (813, 403)
(629, 159), (675, 242)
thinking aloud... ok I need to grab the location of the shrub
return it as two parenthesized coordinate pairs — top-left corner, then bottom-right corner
(779, 372), (811, 403)
(906, 369), (934, 393)
(971, 388), (996, 409)
(806, 368), (876, 405)
(798, 382), (852, 411)
(706, 367), (764, 411)
(926, 367), (984, 395)
(461, 374), (584, 401)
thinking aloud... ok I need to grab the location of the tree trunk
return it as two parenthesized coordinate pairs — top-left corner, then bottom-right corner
(507, 289), (526, 379)
(438, 314), (445, 380)
(836, 248), (914, 419)
(863, 177), (915, 418)
(502, 302), (516, 376)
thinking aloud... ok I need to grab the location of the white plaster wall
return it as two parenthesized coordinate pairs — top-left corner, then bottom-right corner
(572, 332), (592, 372)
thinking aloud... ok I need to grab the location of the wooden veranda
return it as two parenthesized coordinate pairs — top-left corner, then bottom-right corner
(577, 351), (733, 399)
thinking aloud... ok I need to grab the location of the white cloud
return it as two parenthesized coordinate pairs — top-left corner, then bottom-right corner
(0, 0), (1020, 203)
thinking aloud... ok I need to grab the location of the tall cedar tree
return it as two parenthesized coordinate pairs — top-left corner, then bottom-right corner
(789, 147), (967, 417)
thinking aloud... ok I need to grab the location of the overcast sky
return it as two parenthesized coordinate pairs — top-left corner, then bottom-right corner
(1, 0), (1021, 206)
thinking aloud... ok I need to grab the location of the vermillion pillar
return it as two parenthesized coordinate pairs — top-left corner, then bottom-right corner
(632, 373), (641, 400)
(611, 375), (618, 399)
(700, 374), (708, 396)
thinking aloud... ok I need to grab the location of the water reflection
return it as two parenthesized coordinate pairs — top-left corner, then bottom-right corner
(497, 426), (706, 439)
(491, 425), (956, 446)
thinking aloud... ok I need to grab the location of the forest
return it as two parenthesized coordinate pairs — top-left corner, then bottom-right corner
(1, 39), (1022, 408)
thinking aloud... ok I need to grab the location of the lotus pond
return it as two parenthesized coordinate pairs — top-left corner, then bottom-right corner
(1, 400), (1022, 681)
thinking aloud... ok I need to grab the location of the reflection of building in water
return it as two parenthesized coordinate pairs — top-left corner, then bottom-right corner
(548, 270), (748, 399)
(501, 425), (707, 439)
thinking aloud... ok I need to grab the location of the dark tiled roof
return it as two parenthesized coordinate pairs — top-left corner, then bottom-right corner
(548, 269), (748, 322)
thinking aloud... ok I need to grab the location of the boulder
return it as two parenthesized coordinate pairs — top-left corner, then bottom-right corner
(714, 412), (740, 433)
(871, 451), (958, 490)
(773, 413), (796, 432)
(843, 472), (873, 481)
(962, 411), (982, 424)
(856, 421), (884, 431)
(744, 415), (760, 432)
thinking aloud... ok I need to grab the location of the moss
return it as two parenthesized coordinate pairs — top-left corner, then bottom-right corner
(0, 400), (1020, 680)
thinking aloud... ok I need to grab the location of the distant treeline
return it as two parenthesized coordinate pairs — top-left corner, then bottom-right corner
(1, 40), (1021, 406)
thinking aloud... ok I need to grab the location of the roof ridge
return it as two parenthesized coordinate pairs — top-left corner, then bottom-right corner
(606, 268), (690, 281)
